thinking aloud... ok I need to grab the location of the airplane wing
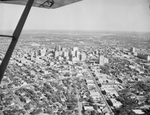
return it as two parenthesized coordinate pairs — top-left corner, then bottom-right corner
(0, 0), (82, 9)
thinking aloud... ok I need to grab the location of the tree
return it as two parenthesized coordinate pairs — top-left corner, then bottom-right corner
(115, 90), (139, 115)
(87, 96), (94, 104)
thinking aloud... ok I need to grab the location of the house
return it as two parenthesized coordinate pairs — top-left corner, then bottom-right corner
(132, 109), (145, 114)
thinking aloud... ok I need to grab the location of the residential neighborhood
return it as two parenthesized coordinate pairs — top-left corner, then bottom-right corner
(0, 42), (150, 115)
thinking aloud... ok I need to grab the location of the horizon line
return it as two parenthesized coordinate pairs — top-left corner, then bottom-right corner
(0, 29), (150, 34)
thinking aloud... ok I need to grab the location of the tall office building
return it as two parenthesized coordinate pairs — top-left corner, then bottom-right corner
(40, 47), (46, 57)
(75, 51), (80, 57)
(35, 50), (39, 57)
(99, 55), (104, 65)
(71, 50), (76, 57)
(55, 45), (61, 51)
(69, 54), (73, 61)
(63, 51), (69, 58)
(30, 51), (35, 58)
(59, 51), (63, 57)
(54, 51), (59, 58)
(130, 47), (135, 53)
(94, 50), (99, 55)
(73, 47), (79, 51)
(80, 52), (86, 61)
(61, 47), (67, 52)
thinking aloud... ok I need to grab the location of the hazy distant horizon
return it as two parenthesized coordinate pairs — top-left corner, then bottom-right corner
(0, 29), (150, 36)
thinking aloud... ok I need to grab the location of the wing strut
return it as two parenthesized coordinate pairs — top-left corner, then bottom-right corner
(0, 35), (13, 38)
(0, 0), (35, 83)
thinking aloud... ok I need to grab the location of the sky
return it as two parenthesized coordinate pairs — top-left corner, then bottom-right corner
(0, 0), (150, 33)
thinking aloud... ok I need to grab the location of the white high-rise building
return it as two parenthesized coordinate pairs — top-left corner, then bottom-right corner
(59, 51), (63, 57)
(31, 51), (35, 58)
(63, 51), (69, 58)
(73, 47), (79, 51)
(69, 54), (73, 61)
(55, 45), (61, 51)
(94, 50), (99, 55)
(75, 51), (80, 57)
(54, 51), (59, 58)
(40, 47), (46, 57)
(130, 47), (135, 53)
(71, 50), (76, 57)
(61, 47), (67, 52)
(80, 52), (86, 61)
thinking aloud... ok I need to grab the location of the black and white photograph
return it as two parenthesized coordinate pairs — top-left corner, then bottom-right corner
(0, 0), (150, 115)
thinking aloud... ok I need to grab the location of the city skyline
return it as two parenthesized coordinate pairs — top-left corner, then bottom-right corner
(0, 0), (150, 33)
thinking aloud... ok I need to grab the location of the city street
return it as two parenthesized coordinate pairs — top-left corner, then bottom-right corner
(84, 63), (114, 115)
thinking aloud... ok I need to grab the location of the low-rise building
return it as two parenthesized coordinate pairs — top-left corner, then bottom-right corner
(137, 53), (150, 61)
